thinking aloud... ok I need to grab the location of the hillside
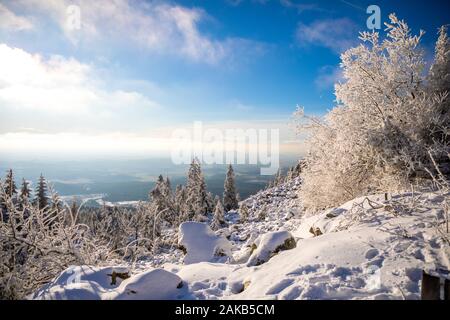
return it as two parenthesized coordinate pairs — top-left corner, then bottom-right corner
(31, 178), (450, 300)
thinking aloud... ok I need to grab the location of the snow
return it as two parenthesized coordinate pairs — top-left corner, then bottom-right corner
(32, 179), (450, 300)
(32, 265), (129, 300)
(32, 266), (184, 300)
(106, 269), (183, 300)
(246, 231), (296, 267)
(178, 222), (233, 264)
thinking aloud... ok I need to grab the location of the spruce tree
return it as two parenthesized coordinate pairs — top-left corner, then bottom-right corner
(211, 199), (225, 230)
(223, 164), (238, 212)
(150, 174), (175, 223)
(4, 169), (17, 198)
(429, 25), (450, 149)
(35, 174), (48, 210)
(165, 176), (172, 198)
(186, 158), (209, 218)
(20, 178), (31, 200)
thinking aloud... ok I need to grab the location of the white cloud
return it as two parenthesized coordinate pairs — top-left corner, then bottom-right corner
(296, 18), (358, 53)
(315, 65), (344, 90)
(0, 43), (161, 133)
(280, 0), (323, 14)
(0, 3), (33, 31)
(0, 119), (306, 159)
(8, 0), (262, 65)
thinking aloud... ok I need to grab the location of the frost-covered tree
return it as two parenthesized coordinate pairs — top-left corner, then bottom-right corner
(239, 202), (249, 223)
(174, 184), (187, 222)
(257, 204), (267, 221)
(3, 169), (17, 198)
(428, 25), (450, 149)
(223, 164), (238, 211)
(0, 187), (113, 299)
(211, 198), (225, 230)
(19, 179), (31, 202)
(165, 176), (172, 194)
(206, 191), (215, 213)
(295, 14), (450, 210)
(150, 175), (176, 224)
(274, 168), (284, 186)
(35, 174), (49, 210)
(185, 158), (209, 218)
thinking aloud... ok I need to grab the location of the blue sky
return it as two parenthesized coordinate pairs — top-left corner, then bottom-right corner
(0, 0), (449, 159)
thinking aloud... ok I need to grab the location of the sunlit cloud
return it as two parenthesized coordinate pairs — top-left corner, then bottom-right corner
(0, 3), (33, 31)
(0, 120), (306, 159)
(0, 43), (161, 133)
(4, 0), (265, 65)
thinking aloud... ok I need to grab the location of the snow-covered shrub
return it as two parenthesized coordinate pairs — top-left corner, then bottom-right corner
(211, 199), (226, 230)
(78, 201), (165, 261)
(295, 14), (450, 210)
(246, 231), (296, 266)
(178, 222), (232, 264)
(0, 188), (115, 299)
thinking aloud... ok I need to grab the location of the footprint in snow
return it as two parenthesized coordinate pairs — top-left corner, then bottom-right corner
(265, 278), (295, 295)
(286, 264), (321, 277)
(279, 285), (303, 300)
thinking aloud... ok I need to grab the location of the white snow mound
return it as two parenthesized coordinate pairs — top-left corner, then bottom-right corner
(32, 266), (184, 300)
(247, 231), (296, 266)
(178, 222), (233, 264)
(107, 268), (183, 300)
(32, 265), (129, 300)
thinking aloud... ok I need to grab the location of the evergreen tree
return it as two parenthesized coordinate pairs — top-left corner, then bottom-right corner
(18, 178), (32, 210)
(429, 25), (450, 148)
(174, 184), (185, 209)
(206, 191), (215, 213)
(150, 174), (175, 224)
(223, 164), (238, 212)
(70, 198), (78, 218)
(211, 199), (225, 230)
(35, 174), (48, 210)
(165, 176), (173, 198)
(239, 202), (249, 223)
(186, 158), (209, 218)
(1, 170), (17, 215)
(20, 179), (31, 201)
(4, 169), (17, 198)
(274, 168), (284, 186)
(430, 26), (450, 96)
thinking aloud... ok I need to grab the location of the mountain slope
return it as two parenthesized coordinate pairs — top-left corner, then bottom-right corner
(32, 179), (450, 300)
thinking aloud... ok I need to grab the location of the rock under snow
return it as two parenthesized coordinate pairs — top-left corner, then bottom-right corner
(178, 222), (233, 264)
(246, 231), (296, 266)
(32, 266), (184, 300)
(32, 265), (129, 300)
(107, 268), (183, 300)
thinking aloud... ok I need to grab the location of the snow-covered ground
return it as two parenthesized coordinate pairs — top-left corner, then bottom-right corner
(32, 178), (450, 300)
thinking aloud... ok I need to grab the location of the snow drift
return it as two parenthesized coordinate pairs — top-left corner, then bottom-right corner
(178, 222), (233, 264)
